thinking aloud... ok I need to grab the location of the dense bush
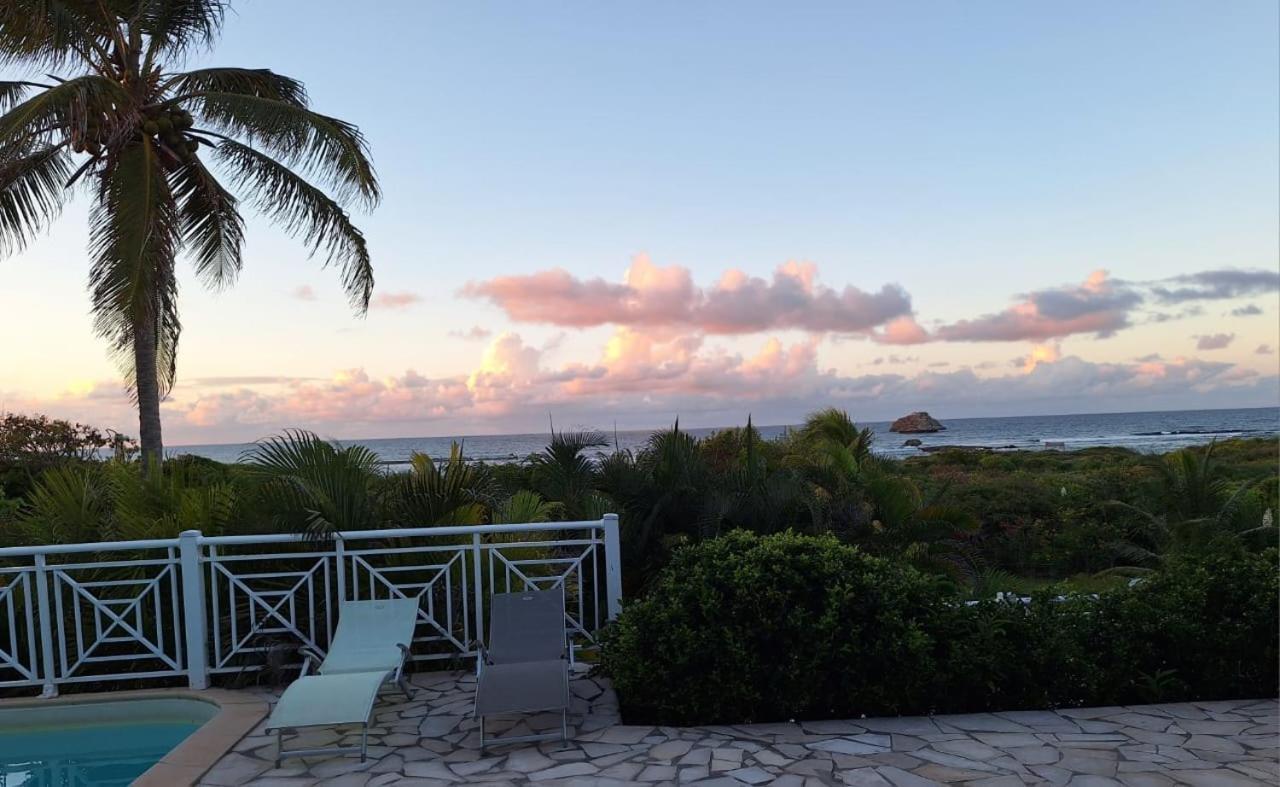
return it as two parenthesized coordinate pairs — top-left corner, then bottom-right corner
(600, 531), (1279, 725)
(599, 531), (945, 724)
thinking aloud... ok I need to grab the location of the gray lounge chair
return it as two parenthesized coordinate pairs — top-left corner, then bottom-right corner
(266, 598), (420, 764)
(473, 587), (572, 748)
(299, 598), (419, 698)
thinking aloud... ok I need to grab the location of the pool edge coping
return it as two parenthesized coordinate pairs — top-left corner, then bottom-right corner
(0, 688), (268, 787)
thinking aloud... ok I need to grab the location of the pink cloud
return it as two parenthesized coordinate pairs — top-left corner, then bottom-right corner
(12, 325), (1277, 444)
(870, 315), (930, 345)
(462, 255), (913, 336)
(934, 270), (1141, 342)
(371, 292), (422, 310)
(292, 285), (317, 302)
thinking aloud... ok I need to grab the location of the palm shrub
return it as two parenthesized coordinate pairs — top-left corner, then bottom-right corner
(595, 423), (714, 591)
(382, 444), (495, 527)
(242, 430), (381, 539)
(530, 429), (607, 520)
(10, 463), (110, 546)
(1104, 443), (1280, 573)
(0, 1), (378, 464)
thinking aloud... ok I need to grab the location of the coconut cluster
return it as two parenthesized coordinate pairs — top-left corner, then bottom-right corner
(141, 106), (199, 159)
(69, 105), (199, 160)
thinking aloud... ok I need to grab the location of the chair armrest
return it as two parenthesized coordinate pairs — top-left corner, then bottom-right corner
(298, 645), (324, 676)
(474, 641), (492, 677)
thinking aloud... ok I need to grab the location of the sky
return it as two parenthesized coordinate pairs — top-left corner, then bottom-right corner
(1, 0), (1278, 445)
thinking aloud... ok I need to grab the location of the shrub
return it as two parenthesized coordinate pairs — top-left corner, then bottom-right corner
(600, 532), (1279, 725)
(1087, 547), (1279, 704)
(598, 531), (943, 724)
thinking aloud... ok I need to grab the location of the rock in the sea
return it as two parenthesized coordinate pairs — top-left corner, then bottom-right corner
(902, 438), (923, 447)
(890, 411), (946, 433)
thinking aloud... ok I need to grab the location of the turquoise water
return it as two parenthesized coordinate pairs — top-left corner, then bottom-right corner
(0, 699), (213, 786)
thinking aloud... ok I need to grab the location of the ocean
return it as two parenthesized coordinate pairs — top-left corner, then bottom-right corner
(173, 406), (1279, 469)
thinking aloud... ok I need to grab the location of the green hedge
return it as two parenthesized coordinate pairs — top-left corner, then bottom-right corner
(599, 531), (1279, 725)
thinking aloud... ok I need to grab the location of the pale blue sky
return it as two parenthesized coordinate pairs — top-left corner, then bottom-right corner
(3, 1), (1277, 441)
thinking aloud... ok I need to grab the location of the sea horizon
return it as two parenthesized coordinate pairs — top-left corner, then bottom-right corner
(171, 404), (1280, 466)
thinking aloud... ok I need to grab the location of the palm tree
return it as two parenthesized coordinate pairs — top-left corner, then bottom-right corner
(791, 407), (879, 498)
(0, 2), (378, 465)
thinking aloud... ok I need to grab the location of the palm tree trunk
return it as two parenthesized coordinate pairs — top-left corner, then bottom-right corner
(133, 316), (164, 468)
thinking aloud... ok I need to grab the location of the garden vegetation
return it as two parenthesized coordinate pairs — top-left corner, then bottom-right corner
(0, 410), (1275, 720)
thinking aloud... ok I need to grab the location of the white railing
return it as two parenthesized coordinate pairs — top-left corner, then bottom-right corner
(0, 515), (622, 697)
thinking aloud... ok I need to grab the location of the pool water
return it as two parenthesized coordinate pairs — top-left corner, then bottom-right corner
(0, 698), (216, 786)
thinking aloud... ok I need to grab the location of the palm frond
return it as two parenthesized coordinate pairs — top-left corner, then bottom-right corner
(0, 74), (125, 148)
(212, 139), (373, 311)
(133, 0), (227, 59)
(0, 0), (112, 69)
(193, 92), (378, 207)
(169, 156), (243, 288)
(0, 81), (42, 112)
(491, 489), (561, 525)
(88, 138), (181, 394)
(0, 143), (72, 257)
(162, 67), (306, 104)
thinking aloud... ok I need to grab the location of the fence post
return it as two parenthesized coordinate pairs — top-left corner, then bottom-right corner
(471, 532), (484, 656)
(602, 513), (623, 621)
(179, 530), (209, 690)
(32, 554), (57, 698)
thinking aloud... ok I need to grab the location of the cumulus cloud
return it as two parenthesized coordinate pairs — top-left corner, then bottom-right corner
(1229, 304), (1264, 317)
(371, 292), (422, 310)
(933, 270), (1141, 342)
(132, 326), (1274, 442)
(1150, 268), (1280, 304)
(292, 285), (317, 302)
(461, 255), (914, 336)
(1195, 333), (1235, 351)
(448, 326), (492, 341)
(1257, 344), (1274, 355)
(1019, 343), (1061, 373)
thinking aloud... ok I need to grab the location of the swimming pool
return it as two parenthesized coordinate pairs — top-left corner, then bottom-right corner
(0, 697), (217, 786)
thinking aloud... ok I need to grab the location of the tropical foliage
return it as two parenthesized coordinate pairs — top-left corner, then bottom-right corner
(1, 411), (1275, 598)
(0, 1), (377, 463)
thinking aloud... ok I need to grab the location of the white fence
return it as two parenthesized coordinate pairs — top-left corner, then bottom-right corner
(0, 516), (622, 697)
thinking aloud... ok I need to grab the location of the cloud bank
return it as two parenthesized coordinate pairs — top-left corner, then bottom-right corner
(464, 259), (1276, 347)
(462, 256), (914, 336)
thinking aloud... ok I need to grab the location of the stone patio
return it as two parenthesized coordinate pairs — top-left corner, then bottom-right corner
(198, 667), (1279, 786)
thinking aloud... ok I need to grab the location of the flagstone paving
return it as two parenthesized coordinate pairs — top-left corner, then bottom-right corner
(198, 667), (1279, 786)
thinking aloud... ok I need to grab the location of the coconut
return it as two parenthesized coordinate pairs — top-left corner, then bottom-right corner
(142, 120), (159, 135)
(155, 117), (173, 134)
